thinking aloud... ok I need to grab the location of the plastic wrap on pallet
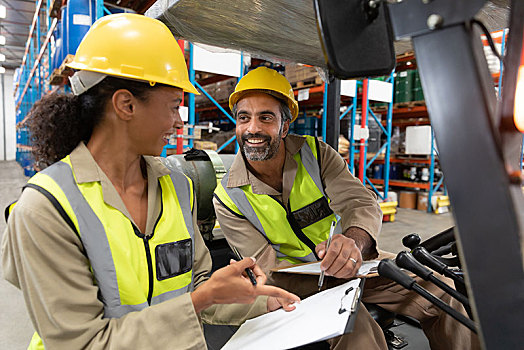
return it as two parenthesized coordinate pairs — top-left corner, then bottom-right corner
(155, 0), (510, 69)
(157, 0), (327, 68)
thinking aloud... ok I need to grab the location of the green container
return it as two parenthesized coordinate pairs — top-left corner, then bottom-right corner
(413, 70), (425, 101)
(396, 71), (412, 103)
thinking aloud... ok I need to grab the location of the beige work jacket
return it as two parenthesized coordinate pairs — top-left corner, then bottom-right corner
(214, 134), (392, 296)
(2, 142), (267, 350)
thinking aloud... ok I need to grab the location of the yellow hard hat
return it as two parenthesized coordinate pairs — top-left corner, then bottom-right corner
(67, 13), (199, 94)
(229, 67), (299, 122)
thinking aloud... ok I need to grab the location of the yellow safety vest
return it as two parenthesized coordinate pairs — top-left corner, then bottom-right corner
(214, 136), (339, 264)
(6, 156), (195, 350)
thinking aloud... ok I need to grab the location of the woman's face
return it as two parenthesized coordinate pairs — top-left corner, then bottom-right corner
(131, 86), (184, 156)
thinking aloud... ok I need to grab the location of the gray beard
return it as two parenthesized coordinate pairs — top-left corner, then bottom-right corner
(243, 143), (275, 161)
(241, 125), (283, 161)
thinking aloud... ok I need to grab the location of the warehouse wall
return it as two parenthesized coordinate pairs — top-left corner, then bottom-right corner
(0, 69), (16, 161)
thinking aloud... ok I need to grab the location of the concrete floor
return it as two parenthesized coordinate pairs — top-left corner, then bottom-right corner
(0, 160), (454, 349)
(0, 161), (34, 350)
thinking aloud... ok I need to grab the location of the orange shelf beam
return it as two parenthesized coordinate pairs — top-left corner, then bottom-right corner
(370, 178), (431, 190)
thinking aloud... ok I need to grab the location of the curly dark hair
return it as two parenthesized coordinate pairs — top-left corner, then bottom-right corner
(27, 76), (159, 169)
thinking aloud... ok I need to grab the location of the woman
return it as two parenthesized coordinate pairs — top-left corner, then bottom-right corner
(2, 14), (298, 349)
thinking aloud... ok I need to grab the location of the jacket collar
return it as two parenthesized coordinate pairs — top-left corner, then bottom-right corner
(68, 142), (171, 234)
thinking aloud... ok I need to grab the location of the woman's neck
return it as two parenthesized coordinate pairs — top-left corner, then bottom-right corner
(86, 129), (146, 193)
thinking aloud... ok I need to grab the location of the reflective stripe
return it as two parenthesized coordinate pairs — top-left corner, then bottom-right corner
(299, 141), (326, 196)
(169, 171), (195, 290)
(221, 173), (267, 236)
(169, 171), (194, 241)
(220, 141), (321, 263)
(152, 284), (194, 305)
(221, 172), (284, 254)
(218, 137), (334, 263)
(41, 162), (121, 314)
(104, 302), (148, 318)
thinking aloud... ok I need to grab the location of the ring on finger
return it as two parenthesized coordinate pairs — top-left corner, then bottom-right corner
(349, 257), (357, 265)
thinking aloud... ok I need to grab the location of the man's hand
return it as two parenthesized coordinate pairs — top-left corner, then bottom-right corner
(316, 235), (362, 279)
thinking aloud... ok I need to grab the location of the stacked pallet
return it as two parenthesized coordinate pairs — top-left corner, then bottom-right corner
(285, 64), (322, 88)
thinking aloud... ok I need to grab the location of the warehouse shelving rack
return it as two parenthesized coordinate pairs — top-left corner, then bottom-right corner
(14, 0), (58, 176)
(14, 0), (156, 174)
(347, 75), (395, 203)
(163, 42), (245, 155)
(345, 63), (446, 213)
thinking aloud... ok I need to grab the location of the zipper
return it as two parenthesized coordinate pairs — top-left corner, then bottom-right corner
(143, 235), (154, 305)
(132, 224), (154, 306)
(131, 182), (163, 306)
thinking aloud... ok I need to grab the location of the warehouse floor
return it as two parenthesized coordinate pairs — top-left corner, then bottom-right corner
(0, 160), (454, 349)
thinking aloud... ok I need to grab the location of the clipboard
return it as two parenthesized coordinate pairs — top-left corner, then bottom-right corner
(343, 277), (366, 334)
(270, 260), (380, 278)
(222, 278), (366, 350)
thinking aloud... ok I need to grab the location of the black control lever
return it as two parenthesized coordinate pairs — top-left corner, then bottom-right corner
(378, 259), (476, 333)
(396, 251), (470, 307)
(412, 246), (465, 285)
(402, 233), (421, 251)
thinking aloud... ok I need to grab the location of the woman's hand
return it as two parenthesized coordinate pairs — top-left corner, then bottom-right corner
(267, 295), (298, 312)
(191, 257), (300, 313)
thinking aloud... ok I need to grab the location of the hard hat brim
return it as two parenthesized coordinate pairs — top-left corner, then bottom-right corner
(67, 63), (200, 95)
(229, 89), (299, 122)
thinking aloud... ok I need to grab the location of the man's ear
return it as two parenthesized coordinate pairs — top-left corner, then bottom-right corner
(112, 89), (135, 121)
(282, 120), (290, 138)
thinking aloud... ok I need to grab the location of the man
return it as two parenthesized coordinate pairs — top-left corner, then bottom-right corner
(213, 67), (479, 349)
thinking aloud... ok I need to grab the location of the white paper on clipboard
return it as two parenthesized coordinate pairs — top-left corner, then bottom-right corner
(222, 279), (364, 350)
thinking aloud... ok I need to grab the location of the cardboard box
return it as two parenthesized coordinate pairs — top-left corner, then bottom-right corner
(399, 191), (417, 209)
(285, 64), (320, 85)
(417, 192), (450, 212)
(417, 192), (429, 211)
(194, 141), (217, 151)
(405, 125), (432, 155)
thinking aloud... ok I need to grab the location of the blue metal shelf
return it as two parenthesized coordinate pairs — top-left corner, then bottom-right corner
(346, 74), (395, 203)
(14, 0), (115, 175)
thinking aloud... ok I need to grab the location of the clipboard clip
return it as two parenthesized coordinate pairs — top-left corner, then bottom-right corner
(338, 286), (361, 314)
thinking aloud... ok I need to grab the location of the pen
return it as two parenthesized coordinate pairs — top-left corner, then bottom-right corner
(318, 221), (336, 291)
(231, 246), (257, 286)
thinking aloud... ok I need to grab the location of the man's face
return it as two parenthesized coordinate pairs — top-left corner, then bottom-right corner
(235, 92), (289, 161)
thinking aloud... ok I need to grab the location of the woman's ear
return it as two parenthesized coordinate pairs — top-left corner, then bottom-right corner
(112, 89), (135, 121)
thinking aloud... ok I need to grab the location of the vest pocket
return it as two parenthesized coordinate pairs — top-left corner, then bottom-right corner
(291, 197), (333, 229)
(155, 239), (193, 281)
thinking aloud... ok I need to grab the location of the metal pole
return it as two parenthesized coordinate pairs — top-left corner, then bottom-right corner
(322, 82), (328, 141)
(383, 72), (395, 200)
(428, 129), (436, 213)
(497, 28), (506, 98)
(177, 39), (185, 155)
(325, 76), (341, 149)
(2, 73), (6, 161)
(188, 42), (195, 149)
(349, 83), (358, 174)
(521, 136), (524, 171)
(358, 79), (369, 182)
(96, 0), (104, 20)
